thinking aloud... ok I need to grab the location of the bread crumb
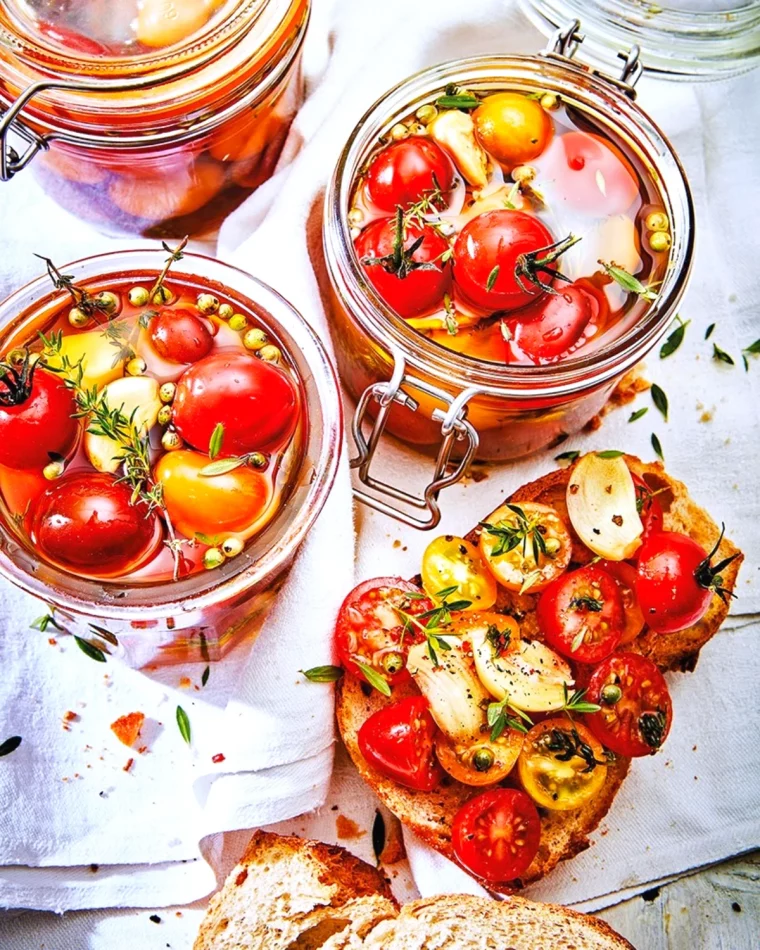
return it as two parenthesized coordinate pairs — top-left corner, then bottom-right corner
(110, 712), (145, 748)
(179, 676), (192, 688)
(393, 539), (401, 548)
(336, 815), (366, 840)
(124, 758), (135, 772)
(235, 868), (248, 886)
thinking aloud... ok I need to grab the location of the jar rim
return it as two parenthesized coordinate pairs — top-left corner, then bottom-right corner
(324, 53), (695, 399)
(0, 249), (342, 619)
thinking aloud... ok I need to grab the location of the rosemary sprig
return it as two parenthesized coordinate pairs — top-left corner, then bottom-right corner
(148, 237), (188, 303)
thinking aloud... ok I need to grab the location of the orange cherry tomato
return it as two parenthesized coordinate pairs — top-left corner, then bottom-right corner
(109, 159), (225, 221)
(209, 108), (283, 164)
(473, 93), (553, 169)
(154, 449), (272, 539)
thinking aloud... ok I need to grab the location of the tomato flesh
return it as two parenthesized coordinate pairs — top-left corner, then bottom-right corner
(585, 652), (672, 757)
(365, 137), (455, 213)
(30, 472), (162, 578)
(596, 559), (645, 645)
(631, 472), (664, 550)
(503, 283), (593, 364)
(0, 367), (79, 471)
(149, 308), (214, 364)
(453, 210), (556, 312)
(358, 696), (443, 791)
(452, 788), (541, 882)
(635, 531), (713, 634)
(335, 577), (434, 685)
(355, 218), (450, 318)
(537, 565), (624, 663)
(172, 350), (300, 456)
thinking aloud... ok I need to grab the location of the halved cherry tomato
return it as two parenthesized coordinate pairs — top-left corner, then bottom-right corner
(473, 93), (553, 168)
(517, 718), (607, 811)
(355, 217), (451, 318)
(358, 696), (443, 791)
(149, 308), (214, 364)
(421, 535), (497, 610)
(479, 501), (572, 593)
(335, 577), (434, 685)
(631, 472), (664, 549)
(452, 788), (541, 882)
(172, 350), (300, 455)
(435, 728), (523, 787)
(537, 565), (624, 663)
(596, 559), (644, 645)
(0, 365), (79, 470)
(365, 137), (455, 213)
(154, 449), (272, 539)
(585, 653), (672, 757)
(635, 531), (734, 634)
(30, 472), (162, 578)
(551, 131), (639, 217)
(453, 210), (556, 312)
(503, 283), (592, 364)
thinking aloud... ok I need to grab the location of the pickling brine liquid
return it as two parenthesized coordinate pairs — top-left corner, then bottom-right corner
(0, 268), (306, 585)
(349, 87), (672, 366)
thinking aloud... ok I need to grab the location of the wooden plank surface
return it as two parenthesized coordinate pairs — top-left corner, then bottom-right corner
(598, 851), (760, 949)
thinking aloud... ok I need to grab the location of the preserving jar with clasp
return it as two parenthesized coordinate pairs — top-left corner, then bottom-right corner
(323, 22), (695, 529)
(0, 0), (309, 236)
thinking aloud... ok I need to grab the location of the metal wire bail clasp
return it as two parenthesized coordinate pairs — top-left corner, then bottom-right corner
(0, 84), (50, 181)
(545, 19), (643, 99)
(350, 355), (480, 529)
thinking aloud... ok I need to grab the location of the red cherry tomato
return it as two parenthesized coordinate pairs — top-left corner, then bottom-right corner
(335, 577), (434, 685)
(37, 21), (110, 56)
(365, 137), (455, 213)
(452, 788), (541, 883)
(596, 560), (645, 645)
(453, 210), (556, 312)
(172, 350), (300, 455)
(584, 653), (672, 757)
(149, 308), (214, 364)
(355, 217), (451, 318)
(636, 531), (724, 634)
(537, 565), (624, 663)
(0, 365), (78, 470)
(30, 472), (162, 578)
(503, 283), (593, 364)
(553, 131), (639, 217)
(358, 695), (443, 792)
(631, 472), (664, 549)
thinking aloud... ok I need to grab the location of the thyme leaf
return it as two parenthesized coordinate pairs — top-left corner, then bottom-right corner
(660, 316), (689, 359)
(301, 665), (344, 683)
(628, 406), (648, 423)
(598, 260), (657, 301)
(0, 736), (22, 758)
(176, 705), (191, 744)
(650, 383), (668, 421)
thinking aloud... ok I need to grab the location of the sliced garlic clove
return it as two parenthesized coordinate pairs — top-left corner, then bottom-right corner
(471, 633), (572, 713)
(428, 110), (489, 189)
(85, 376), (161, 474)
(407, 637), (490, 742)
(566, 453), (643, 561)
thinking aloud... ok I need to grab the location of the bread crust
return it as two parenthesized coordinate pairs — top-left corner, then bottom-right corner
(336, 455), (743, 894)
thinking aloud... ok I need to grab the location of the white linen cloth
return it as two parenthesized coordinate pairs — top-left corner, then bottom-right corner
(0, 0), (758, 937)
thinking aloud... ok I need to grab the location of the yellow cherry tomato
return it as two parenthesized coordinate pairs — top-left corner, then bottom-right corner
(155, 449), (272, 539)
(435, 729), (523, 787)
(421, 535), (497, 610)
(473, 92), (553, 169)
(518, 719), (608, 811)
(136, 0), (224, 49)
(478, 501), (571, 593)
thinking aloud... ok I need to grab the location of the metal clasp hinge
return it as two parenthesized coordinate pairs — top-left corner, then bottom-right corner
(545, 19), (643, 99)
(0, 85), (50, 181)
(350, 359), (480, 530)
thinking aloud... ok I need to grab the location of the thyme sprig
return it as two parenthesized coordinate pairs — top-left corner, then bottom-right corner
(34, 255), (112, 319)
(560, 684), (601, 715)
(487, 696), (532, 741)
(360, 206), (449, 280)
(394, 585), (471, 666)
(148, 237), (188, 303)
(540, 726), (607, 772)
(480, 503), (552, 566)
(598, 260), (657, 302)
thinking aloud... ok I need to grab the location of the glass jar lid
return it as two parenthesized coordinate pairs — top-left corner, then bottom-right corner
(520, 0), (760, 79)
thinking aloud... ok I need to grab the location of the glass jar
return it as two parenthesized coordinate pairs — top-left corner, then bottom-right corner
(0, 0), (309, 236)
(0, 249), (341, 667)
(323, 31), (694, 528)
(520, 0), (760, 79)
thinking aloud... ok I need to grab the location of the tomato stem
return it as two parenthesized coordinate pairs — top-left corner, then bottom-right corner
(514, 232), (581, 297)
(694, 523), (740, 603)
(0, 350), (36, 407)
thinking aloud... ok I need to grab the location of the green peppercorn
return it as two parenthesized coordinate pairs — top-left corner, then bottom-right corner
(381, 652), (404, 675)
(128, 286), (150, 307)
(196, 293), (219, 315)
(221, 537), (244, 558)
(601, 684), (622, 705)
(43, 459), (65, 481)
(472, 748), (495, 772)
(152, 286), (173, 305)
(248, 452), (268, 469)
(68, 307), (89, 328)
(218, 303), (234, 320)
(229, 313), (249, 332)
(126, 357), (147, 376)
(157, 405), (173, 426)
(159, 382), (176, 404)
(243, 328), (268, 352)
(649, 231), (672, 253)
(203, 547), (225, 570)
(161, 429), (183, 452)
(415, 104), (438, 125)
(259, 344), (281, 363)
(645, 211), (669, 232)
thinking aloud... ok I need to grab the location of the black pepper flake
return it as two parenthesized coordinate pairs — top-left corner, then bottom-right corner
(149, 915), (162, 924)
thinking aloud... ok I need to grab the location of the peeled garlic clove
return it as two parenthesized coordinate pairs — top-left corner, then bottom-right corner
(566, 453), (643, 560)
(471, 633), (572, 713)
(85, 377), (161, 474)
(428, 110), (489, 189)
(407, 638), (490, 742)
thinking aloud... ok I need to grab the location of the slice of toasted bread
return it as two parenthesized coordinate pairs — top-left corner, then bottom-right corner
(363, 893), (635, 949)
(195, 833), (637, 949)
(336, 455), (742, 894)
(193, 830), (398, 950)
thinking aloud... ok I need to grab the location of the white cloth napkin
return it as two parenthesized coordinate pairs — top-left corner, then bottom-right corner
(1, 0), (759, 933)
